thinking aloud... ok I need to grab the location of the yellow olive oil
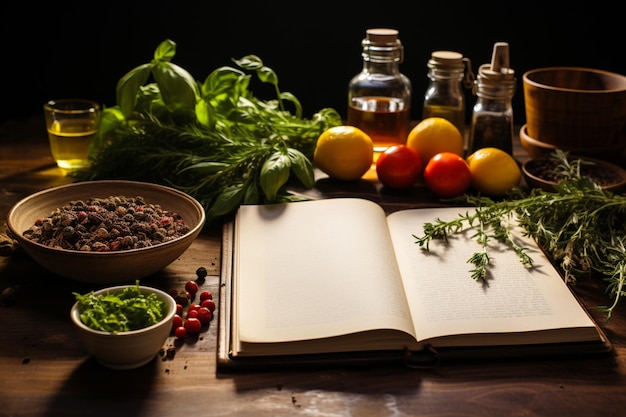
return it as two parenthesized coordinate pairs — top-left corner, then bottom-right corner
(47, 120), (97, 169)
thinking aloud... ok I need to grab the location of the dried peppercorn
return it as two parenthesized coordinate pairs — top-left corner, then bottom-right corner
(526, 157), (623, 187)
(195, 266), (208, 284)
(22, 195), (190, 252)
(196, 266), (208, 278)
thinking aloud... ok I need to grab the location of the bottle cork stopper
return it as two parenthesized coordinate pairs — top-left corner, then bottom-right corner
(490, 42), (510, 73)
(366, 28), (399, 43)
(477, 42), (515, 86)
(431, 51), (463, 63)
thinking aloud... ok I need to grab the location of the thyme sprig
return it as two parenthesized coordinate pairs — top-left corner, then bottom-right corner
(414, 150), (626, 320)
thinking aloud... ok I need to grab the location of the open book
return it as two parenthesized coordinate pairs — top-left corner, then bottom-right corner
(218, 198), (610, 369)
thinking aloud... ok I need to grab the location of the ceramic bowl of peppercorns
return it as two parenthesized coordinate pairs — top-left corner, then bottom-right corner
(6, 180), (206, 284)
(522, 153), (626, 193)
(70, 283), (177, 369)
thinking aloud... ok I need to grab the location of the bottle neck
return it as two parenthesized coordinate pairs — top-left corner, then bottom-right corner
(473, 62), (516, 100)
(427, 68), (464, 81)
(474, 81), (515, 101)
(362, 59), (402, 75)
(361, 36), (404, 75)
(426, 70), (464, 94)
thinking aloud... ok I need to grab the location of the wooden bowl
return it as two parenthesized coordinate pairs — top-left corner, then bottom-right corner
(519, 124), (558, 159)
(522, 155), (626, 193)
(6, 180), (206, 284)
(523, 67), (626, 152)
(519, 124), (625, 161)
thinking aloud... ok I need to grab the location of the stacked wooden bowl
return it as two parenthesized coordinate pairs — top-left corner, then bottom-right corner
(522, 67), (626, 162)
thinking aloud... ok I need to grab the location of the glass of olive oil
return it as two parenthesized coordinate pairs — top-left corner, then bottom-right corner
(43, 99), (101, 170)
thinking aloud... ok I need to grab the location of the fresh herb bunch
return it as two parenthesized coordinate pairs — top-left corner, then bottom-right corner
(414, 150), (626, 320)
(75, 39), (341, 224)
(73, 281), (165, 333)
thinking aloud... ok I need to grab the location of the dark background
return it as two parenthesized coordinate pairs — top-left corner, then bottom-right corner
(1, 2), (624, 127)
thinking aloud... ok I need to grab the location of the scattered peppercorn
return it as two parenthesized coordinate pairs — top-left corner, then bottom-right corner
(196, 266), (208, 277)
(0, 233), (19, 255)
(1, 285), (19, 306)
(195, 266), (208, 284)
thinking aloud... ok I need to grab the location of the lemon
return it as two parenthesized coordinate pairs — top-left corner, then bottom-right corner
(466, 147), (521, 196)
(406, 117), (464, 167)
(314, 126), (374, 181)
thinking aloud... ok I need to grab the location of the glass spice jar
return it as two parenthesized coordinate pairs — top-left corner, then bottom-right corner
(468, 42), (516, 156)
(422, 50), (474, 143)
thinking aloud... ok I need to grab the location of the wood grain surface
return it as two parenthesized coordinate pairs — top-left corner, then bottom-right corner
(1, 115), (625, 417)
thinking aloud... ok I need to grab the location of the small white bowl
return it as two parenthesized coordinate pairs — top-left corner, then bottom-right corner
(70, 285), (176, 370)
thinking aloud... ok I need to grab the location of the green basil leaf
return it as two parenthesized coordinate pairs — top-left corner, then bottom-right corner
(243, 184), (260, 204)
(133, 86), (174, 123)
(201, 66), (246, 98)
(152, 62), (199, 112)
(233, 55), (263, 71)
(260, 151), (291, 201)
(89, 107), (125, 156)
(195, 99), (216, 127)
(207, 185), (245, 218)
(116, 63), (152, 117)
(153, 39), (177, 62)
(287, 148), (315, 189)
(256, 66), (278, 86)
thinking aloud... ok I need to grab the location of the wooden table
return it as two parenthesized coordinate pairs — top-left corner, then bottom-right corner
(1, 115), (626, 417)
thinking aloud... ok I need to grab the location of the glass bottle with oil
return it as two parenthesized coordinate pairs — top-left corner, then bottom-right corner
(347, 28), (412, 153)
(422, 50), (474, 144)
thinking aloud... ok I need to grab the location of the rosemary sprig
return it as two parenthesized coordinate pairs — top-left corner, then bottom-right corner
(414, 150), (626, 321)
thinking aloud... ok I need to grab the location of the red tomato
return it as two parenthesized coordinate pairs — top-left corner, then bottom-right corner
(423, 152), (472, 198)
(375, 145), (423, 189)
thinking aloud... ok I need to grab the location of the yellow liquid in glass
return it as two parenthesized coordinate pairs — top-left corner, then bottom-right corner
(47, 120), (97, 169)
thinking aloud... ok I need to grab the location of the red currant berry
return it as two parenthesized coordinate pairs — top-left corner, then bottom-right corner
(174, 326), (186, 340)
(176, 304), (183, 316)
(197, 307), (212, 324)
(201, 299), (216, 312)
(175, 290), (191, 307)
(187, 309), (199, 319)
(171, 314), (183, 332)
(199, 291), (213, 301)
(185, 281), (199, 296)
(184, 317), (201, 334)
